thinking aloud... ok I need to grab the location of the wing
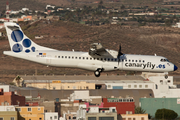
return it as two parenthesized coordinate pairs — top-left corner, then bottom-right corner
(88, 43), (114, 58)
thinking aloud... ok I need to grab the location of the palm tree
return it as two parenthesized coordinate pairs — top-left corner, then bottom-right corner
(135, 106), (146, 114)
(15, 75), (21, 87)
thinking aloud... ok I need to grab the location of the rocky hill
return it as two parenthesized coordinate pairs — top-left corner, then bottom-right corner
(0, 20), (180, 83)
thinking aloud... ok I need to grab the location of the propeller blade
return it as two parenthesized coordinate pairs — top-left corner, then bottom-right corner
(117, 44), (123, 65)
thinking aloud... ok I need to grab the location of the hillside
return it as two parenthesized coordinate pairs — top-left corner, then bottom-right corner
(0, 20), (180, 83)
(0, 0), (161, 12)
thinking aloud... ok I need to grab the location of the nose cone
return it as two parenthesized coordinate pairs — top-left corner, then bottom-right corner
(174, 65), (178, 71)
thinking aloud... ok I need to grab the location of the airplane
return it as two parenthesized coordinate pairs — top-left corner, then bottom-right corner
(3, 22), (178, 78)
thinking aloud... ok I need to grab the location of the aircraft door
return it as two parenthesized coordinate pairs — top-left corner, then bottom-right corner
(46, 55), (51, 64)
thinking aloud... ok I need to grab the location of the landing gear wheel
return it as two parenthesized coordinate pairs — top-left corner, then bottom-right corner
(94, 70), (101, 77)
(165, 75), (168, 79)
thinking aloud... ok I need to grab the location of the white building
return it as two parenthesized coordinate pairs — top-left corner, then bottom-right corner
(66, 91), (102, 102)
(0, 85), (10, 92)
(44, 112), (58, 120)
(0, 106), (16, 111)
(172, 22), (180, 28)
(105, 80), (154, 89)
(105, 72), (180, 98)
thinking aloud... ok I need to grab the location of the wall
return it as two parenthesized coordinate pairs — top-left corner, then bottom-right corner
(140, 98), (180, 118)
(0, 111), (17, 120)
(120, 114), (148, 120)
(16, 106), (44, 120)
(103, 98), (135, 114)
(26, 81), (95, 90)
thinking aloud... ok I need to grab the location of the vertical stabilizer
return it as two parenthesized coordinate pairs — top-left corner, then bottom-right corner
(4, 22), (57, 53)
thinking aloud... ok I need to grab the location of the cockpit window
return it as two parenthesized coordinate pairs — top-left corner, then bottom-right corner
(160, 59), (169, 62)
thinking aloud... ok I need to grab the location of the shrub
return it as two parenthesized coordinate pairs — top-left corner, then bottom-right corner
(155, 108), (178, 119)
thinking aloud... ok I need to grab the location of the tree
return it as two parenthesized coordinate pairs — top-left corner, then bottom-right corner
(121, 5), (125, 10)
(135, 106), (146, 114)
(15, 75), (21, 87)
(155, 108), (178, 120)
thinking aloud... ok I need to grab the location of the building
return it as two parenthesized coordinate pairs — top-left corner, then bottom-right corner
(26, 81), (95, 90)
(0, 106), (17, 120)
(105, 80), (154, 89)
(0, 89), (25, 106)
(45, 112), (58, 120)
(120, 114), (149, 120)
(86, 107), (117, 120)
(140, 98), (180, 118)
(18, 15), (32, 22)
(0, 85), (10, 92)
(16, 106), (44, 120)
(142, 72), (180, 98)
(103, 98), (135, 114)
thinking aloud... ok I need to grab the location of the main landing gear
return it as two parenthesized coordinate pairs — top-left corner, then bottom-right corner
(94, 68), (104, 77)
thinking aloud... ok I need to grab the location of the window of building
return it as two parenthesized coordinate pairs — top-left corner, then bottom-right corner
(128, 85), (131, 88)
(79, 57), (81, 59)
(139, 60), (141, 62)
(58, 56), (60, 58)
(134, 85), (137, 88)
(90, 58), (92, 60)
(115, 59), (117, 61)
(50, 117), (52, 120)
(99, 117), (114, 120)
(75, 57), (77, 59)
(133, 118), (135, 120)
(17, 108), (21, 112)
(38, 107), (41, 111)
(53, 87), (56, 90)
(65, 56), (67, 58)
(88, 117), (96, 120)
(129, 59), (131, 62)
(72, 57), (74, 59)
(143, 60), (145, 62)
(122, 118), (126, 120)
(145, 85), (148, 88)
(101, 58), (103, 61)
(141, 117), (144, 120)
(97, 58), (99, 60)
(160, 80), (163, 83)
(132, 60), (134, 62)
(128, 118), (131, 120)
(69, 56), (71, 58)
(11, 118), (15, 120)
(62, 56), (64, 58)
(94, 58), (96, 60)
(135, 60), (137, 62)
(108, 58), (110, 61)
(86, 57), (88, 60)
(68, 86), (70, 88)
(28, 108), (32, 112)
(0, 118), (3, 120)
(139, 85), (142, 88)
(86, 86), (89, 89)
(39, 118), (42, 120)
(111, 59), (114, 61)
(83, 57), (85, 59)
(168, 80), (171, 83)
(104, 58), (106, 61)
(54, 116), (58, 119)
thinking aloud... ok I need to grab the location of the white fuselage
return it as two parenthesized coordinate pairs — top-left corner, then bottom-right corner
(4, 50), (175, 72)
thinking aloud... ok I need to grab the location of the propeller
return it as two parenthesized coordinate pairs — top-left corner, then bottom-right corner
(117, 44), (123, 65)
